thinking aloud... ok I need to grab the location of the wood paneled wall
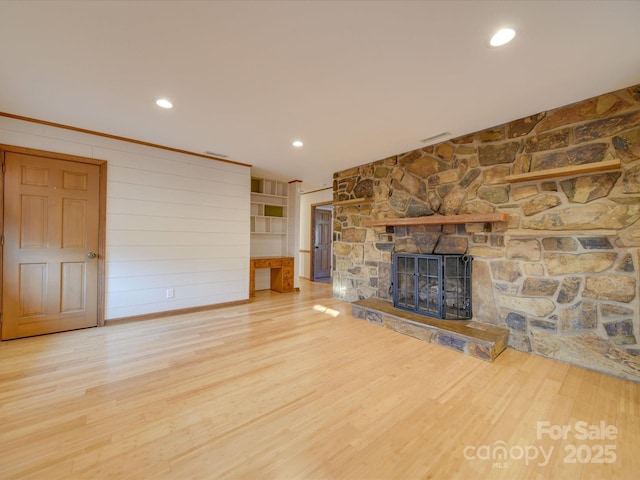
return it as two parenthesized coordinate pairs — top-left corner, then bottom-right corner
(0, 116), (250, 320)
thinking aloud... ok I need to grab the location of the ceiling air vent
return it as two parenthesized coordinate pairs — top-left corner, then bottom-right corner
(204, 151), (228, 158)
(420, 131), (452, 143)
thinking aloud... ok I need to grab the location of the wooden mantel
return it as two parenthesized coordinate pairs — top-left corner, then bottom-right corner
(361, 212), (508, 227)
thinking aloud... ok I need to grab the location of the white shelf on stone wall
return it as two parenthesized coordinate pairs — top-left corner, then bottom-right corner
(505, 229), (618, 238)
(504, 159), (621, 183)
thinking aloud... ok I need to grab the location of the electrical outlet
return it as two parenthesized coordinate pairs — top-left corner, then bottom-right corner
(166, 288), (174, 299)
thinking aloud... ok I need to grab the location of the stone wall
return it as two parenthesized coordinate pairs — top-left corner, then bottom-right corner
(332, 83), (640, 382)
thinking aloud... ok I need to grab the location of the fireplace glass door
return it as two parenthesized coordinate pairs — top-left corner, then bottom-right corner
(393, 253), (472, 320)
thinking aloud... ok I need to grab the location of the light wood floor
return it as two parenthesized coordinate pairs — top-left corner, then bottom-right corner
(1, 279), (638, 479)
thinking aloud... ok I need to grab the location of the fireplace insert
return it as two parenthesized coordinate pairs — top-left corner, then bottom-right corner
(392, 253), (473, 320)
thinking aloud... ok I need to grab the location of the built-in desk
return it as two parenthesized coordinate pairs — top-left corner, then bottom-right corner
(249, 256), (294, 297)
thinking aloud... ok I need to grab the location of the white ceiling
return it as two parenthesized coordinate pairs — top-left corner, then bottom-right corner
(2, 1), (640, 191)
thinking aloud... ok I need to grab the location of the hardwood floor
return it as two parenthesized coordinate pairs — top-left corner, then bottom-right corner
(1, 279), (638, 479)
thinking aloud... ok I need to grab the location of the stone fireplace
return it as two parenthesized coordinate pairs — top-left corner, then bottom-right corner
(393, 253), (472, 320)
(333, 82), (640, 382)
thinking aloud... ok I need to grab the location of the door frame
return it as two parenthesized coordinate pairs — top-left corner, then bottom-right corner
(310, 201), (333, 282)
(0, 144), (107, 330)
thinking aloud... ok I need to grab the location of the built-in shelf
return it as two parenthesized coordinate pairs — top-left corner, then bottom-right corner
(251, 176), (288, 235)
(504, 159), (621, 183)
(362, 212), (509, 227)
(251, 177), (288, 196)
(333, 197), (373, 207)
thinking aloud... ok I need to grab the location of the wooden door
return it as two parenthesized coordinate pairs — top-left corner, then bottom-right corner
(2, 148), (102, 339)
(313, 208), (332, 280)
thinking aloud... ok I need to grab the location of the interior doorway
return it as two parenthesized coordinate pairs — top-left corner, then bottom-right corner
(311, 203), (332, 283)
(1, 145), (106, 339)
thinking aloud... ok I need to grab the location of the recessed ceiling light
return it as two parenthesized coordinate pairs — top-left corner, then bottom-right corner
(292, 140), (304, 148)
(155, 98), (173, 109)
(490, 28), (516, 47)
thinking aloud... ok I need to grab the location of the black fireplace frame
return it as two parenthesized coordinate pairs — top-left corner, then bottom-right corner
(392, 253), (473, 320)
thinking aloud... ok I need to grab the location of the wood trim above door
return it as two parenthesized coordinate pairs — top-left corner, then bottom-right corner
(0, 144), (107, 329)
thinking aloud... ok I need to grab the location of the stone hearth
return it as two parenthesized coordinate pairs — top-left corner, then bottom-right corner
(352, 298), (509, 362)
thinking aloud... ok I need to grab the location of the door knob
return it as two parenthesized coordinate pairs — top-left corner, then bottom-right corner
(87, 252), (97, 259)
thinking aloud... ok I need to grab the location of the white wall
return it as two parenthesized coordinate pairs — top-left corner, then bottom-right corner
(299, 187), (333, 279)
(0, 116), (250, 320)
